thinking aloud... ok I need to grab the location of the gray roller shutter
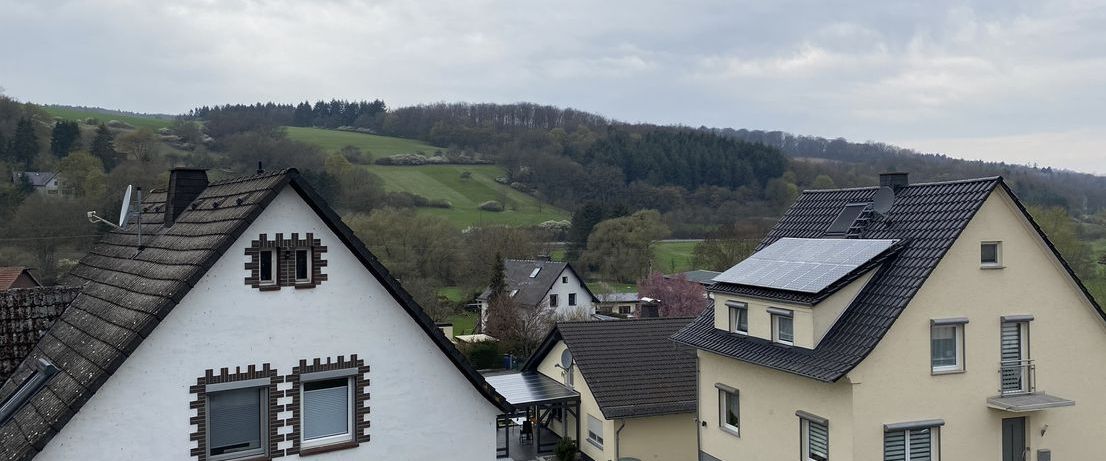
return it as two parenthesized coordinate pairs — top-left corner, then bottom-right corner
(1001, 322), (1023, 392)
(808, 420), (828, 460)
(303, 379), (350, 440)
(208, 387), (263, 453)
(884, 428), (932, 461)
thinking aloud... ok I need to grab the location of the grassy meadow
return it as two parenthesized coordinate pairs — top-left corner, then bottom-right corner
(44, 106), (172, 130)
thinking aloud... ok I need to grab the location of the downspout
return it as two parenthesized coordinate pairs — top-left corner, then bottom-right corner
(695, 353), (702, 459)
(615, 419), (626, 461)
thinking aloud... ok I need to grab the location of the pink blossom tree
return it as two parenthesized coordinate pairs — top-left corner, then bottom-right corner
(637, 271), (708, 317)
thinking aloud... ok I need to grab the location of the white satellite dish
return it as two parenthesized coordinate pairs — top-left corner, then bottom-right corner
(118, 185), (134, 227)
(560, 349), (574, 369)
(872, 186), (894, 216)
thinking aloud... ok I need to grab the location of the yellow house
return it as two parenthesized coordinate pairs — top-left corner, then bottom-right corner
(673, 173), (1104, 461)
(525, 318), (699, 461)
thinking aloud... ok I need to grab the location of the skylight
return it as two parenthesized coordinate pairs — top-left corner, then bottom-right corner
(510, 289), (519, 297)
(529, 267), (541, 278)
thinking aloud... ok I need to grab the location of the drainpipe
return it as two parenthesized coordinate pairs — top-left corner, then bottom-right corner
(695, 354), (702, 459)
(615, 419), (626, 461)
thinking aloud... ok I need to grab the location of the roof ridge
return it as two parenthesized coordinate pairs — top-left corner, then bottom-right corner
(558, 316), (697, 325)
(206, 168), (294, 186)
(803, 176), (1001, 193)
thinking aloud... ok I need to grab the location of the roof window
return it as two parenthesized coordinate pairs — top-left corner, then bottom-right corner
(529, 267), (541, 278)
(825, 203), (868, 236)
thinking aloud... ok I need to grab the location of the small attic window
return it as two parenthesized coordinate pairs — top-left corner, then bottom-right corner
(529, 267), (541, 278)
(259, 250), (276, 285)
(247, 233), (328, 290)
(825, 203), (867, 236)
(981, 241), (1002, 268)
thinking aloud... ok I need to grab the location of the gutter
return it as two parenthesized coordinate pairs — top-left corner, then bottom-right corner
(615, 419), (626, 461)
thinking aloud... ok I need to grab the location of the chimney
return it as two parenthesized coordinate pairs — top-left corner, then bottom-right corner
(164, 168), (209, 226)
(879, 172), (909, 192)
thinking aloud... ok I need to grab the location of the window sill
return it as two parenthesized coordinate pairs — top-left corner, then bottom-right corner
(586, 439), (604, 450)
(980, 264), (1005, 270)
(720, 425), (741, 438)
(293, 282), (316, 289)
(931, 368), (965, 376)
(298, 440), (359, 457)
(258, 285), (280, 292)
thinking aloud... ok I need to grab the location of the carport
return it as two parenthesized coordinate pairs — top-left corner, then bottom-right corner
(485, 372), (580, 459)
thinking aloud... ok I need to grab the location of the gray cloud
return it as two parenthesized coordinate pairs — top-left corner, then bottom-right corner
(1, 0), (1103, 173)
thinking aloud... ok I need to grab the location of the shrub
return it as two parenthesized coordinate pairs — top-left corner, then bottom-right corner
(554, 437), (578, 461)
(461, 341), (501, 369)
(479, 200), (504, 212)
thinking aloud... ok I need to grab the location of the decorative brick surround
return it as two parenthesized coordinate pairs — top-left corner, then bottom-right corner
(189, 364), (284, 460)
(244, 233), (328, 290)
(284, 355), (371, 456)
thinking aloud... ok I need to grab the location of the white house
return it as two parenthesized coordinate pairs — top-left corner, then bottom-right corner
(0, 168), (511, 460)
(11, 172), (61, 195)
(477, 259), (597, 330)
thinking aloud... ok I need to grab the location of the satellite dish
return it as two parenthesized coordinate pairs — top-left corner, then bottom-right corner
(872, 186), (894, 215)
(118, 185), (134, 227)
(560, 349), (573, 369)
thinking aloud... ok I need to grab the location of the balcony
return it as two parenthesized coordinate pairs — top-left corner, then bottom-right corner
(987, 360), (1074, 412)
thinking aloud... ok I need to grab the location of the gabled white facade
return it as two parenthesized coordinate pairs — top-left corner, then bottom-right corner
(477, 265), (595, 333)
(34, 187), (501, 460)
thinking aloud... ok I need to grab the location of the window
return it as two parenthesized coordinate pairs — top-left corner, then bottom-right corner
(529, 267), (541, 278)
(509, 289), (519, 297)
(569, 293), (577, 306)
(301, 376), (354, 448)
(799, 413), (829, 461)
(981, 242), (1002, 267)
(562, 276), (568, 284)
(826, 203), (867, 236)
(772, 310), (794, 345)
(294, 248), (311, 283)
(717, 384), (740, 436)
(587, 414), (604, 448)
(207, 386), (268, 460)
(1001, 317), (1032, 394)
(259, 249), (276, 285)
(619, 305), (632, 314)
(884, 426), (940, 461)
(930, 321), (965, 373)
(727, 301), (748, 334)
(550, 294), (559, 307)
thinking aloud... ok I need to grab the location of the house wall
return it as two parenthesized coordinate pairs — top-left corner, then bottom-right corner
(546, 268), (595, 318)
(617, 412), (697, 461)
(697, 350), (854, 461)
(847, 188), (1106, 460)
(35, 187), (500, 460)
(536, 340), (610, 461)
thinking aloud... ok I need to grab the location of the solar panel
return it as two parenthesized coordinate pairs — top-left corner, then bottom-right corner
(825, 203), (868, 236)
(712, 238), (898, 293)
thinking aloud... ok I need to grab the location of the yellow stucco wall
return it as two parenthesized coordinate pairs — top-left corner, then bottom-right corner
(847, 188), (1106, 460)
(537, 340), (614, 460)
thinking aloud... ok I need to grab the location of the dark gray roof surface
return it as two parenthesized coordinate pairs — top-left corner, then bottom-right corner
(673, 177), (1005, 382)
(479, 259), (596, 307)
(525, 317), (697, 418)
(484, 372), (580, 406)
(0, 169), (510, 459)
(0, 287), (78, 384)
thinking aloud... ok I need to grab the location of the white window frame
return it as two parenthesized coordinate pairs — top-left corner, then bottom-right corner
(586, 414), (604, 448)
(772, 312), (794, 346)
(294, 248), (312, 283)
(930, 320), (966, 374)
(300, 371), (356, 450)
(727, 302), (748, 335)
(716, 384), (740, 437)
(799, 413), (829, 461)
(980, 241), (1003, 268)
(562, 276), (568, 284)
(206, 382), (269, 461)
(568, 293), (577, 306)
(258, 249), (277, 286)
(884, 426), (941, 461)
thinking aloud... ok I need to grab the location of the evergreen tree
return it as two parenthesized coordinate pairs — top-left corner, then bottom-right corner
(487, 253), (507, 302)
(89, 124), (118, 171)
(49, 120), (81, 157)
(9, 118), (38, 167)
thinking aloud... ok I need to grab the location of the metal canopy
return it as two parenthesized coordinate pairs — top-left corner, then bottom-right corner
(987, 393), (1075, 412)
(712, 237), (898, 294)
(485, 372), (579, 406)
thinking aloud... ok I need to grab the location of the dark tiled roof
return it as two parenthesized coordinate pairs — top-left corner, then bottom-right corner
(525, 318), (697, 418)
(673, 177), (1004, 382)
(0, 169), (511, 459)
(0, 268), (40, 291)
(0, 287), (78, 384)
(479, 260), (597, 307)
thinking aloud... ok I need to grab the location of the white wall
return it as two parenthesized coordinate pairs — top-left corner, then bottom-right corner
(36, 187), (500, 460)
(544, 267), (594, 318)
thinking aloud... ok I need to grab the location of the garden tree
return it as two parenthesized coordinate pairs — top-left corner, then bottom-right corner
(462, 228), (545, 291)
(637, 272), (708, 317)
(487, 253), (507, 301)
(58, 152), (107, 198)
(483, 294), (520, 340)
(1030, 205), (1093, 279)
(8, 194), (97, 282)
(346, 208), (462, 284)
(9, 118), (38, 167)
(692, 221), (768, 271)
(580, 210), (671, 283)
(401, 276), (454, 322)
(89, 124), (118, 171)
(115, 127), (159, 161)
(49, 120), (81, 157)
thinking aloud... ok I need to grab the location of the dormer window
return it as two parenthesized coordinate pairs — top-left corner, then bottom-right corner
(769, 308), (794, 346)
(981, 241), (1002, 268)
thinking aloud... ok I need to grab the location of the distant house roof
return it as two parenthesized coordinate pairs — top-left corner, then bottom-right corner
(0, 169), (512, 459)
(0, 287), (78, 384)
(10, 172), (58, 188)
(673, 177), (1103, 383)
(478, 259), (598, 307)
(0, 268), (40, 291)
(524, 317), (697, 419)
(596, 292), (638, 303)
(665, 269), (720, 286)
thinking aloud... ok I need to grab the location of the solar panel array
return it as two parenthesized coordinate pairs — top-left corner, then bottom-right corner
(712, 238), (898, 293)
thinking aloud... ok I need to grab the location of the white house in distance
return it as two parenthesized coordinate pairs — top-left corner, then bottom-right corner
(0, 168), (511, 460)
(11, 172), (61, 195)
(477, 259), (597, 329)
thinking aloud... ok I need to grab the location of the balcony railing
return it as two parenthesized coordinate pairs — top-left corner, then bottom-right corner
(999, 359), (1036, 396)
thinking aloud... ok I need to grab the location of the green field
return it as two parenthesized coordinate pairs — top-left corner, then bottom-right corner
(44, 106), (172, 130)
(448, 311), (479, 336)
(653, 241), (697, 274)
(285, 126), (441, 156)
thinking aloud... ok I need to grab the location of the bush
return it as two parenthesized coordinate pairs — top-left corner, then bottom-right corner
(554, 437), (578, 461)
(428, 199), (452, 209)
(479, 200), (504, 212)
(461, 341), (501, 369)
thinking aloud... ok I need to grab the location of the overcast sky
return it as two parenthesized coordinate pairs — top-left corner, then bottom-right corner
(2, 0), (1104, 174)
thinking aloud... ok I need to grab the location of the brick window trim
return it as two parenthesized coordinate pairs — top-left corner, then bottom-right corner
(189, 364), (284, 461)
(244, 233), (328, 290)
(284, 355), (371, 456)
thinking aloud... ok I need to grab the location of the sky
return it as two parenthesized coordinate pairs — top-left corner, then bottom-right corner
(1, 0), (1104, 174)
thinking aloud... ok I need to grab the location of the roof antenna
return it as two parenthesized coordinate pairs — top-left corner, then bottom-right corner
(257, 161), (264, 174)
(87, 185), (144, 251)
(871, 186), (894, 228)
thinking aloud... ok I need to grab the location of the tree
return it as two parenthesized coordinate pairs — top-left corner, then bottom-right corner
(487, 253), (507, 301)
(9, 118), (38, 167)
(49, 120), (81, 157)
(89, 124), (119, 170)
(58, 152), (107, 197)
(169, 119), (203, 145)
(692, 221), (768, 271)
(1030, 205), (1093, 279)
(115, 128), (159, 161)
(637, 271), (707, 317)
(580, 210), (671, 282)
(8, 194), (97, 282)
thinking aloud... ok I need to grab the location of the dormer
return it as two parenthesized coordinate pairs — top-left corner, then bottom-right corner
(710, 238), (901, 349)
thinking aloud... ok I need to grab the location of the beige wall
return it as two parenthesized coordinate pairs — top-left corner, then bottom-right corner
(847, 188), (1106, 460)
(618, 413), (698, 461)
(697, 350), (854, 461)
(537, 340), (613, 461)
